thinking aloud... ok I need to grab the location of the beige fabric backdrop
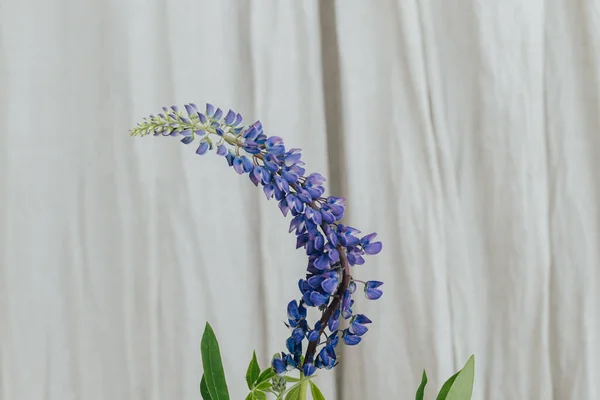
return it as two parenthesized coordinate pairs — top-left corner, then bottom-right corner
(1, 0), (599, 399)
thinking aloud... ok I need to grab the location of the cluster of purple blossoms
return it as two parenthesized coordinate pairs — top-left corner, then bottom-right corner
(131, 103), (383, 377)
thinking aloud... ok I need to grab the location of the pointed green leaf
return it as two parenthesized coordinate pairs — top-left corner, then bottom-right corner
(309, 381), (326, 400)
(436, 371), (460, 400)
(284, 376), (301, 383)
(201, 322), (230, 400)
(245, 394), (253, 400)
(246, 351), (261, 389)
(256, 368), (276, 385)
(256, 381), (272, 391)
(253, 391), (267, 400)
(285, 384), (301, 400)
(415, 370), (427, 400)
(200, 375), (212, 400)
(445, 355), (475, 400)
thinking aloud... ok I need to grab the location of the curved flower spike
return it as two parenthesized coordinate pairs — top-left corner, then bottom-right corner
(130, 103), (384, 376)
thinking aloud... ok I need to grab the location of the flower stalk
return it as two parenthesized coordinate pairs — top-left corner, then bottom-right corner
(131, 103), (384, 381)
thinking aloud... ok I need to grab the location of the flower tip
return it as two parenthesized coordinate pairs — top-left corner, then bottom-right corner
(364, 241), (383, 255)
(303, 363), (316, 377)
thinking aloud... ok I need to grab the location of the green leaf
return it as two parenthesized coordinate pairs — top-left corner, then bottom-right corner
(445, 355), (475, 400)
(285, 384), (301, 400)
(256, 368), (276, 385)
(200, 375), (212, 400)
(201, 322), (230, 400)
(246, 351), (261, 389)
(256, 381), (272, 391)
(309, 381), (326, 400)
(253, 391), (267, 400)
(284, 376), (301, 383)
(436, 372), (460, 400)
(436, 355), (475, 400)
(415, 370), (427, 400)
(244, 394), (253, 400)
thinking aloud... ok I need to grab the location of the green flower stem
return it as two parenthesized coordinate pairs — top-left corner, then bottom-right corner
(299, 380), (308, 399)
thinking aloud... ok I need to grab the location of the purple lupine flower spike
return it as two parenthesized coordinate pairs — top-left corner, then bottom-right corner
(130, 102), (384, 376)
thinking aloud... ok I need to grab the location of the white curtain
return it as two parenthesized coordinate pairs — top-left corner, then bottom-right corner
(1, 0), (599, 399)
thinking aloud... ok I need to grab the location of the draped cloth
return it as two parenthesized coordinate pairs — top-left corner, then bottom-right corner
(1, 1), (598, 398)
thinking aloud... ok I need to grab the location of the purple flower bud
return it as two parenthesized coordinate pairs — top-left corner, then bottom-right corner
(240, 156), (253, 172)
(314, 254), (331, 270)
(206, 103), (215, 117)
(264, 160), (279, 173)
(303, 363), (316, 377)
(363, 242), (383, 255)
(350, 315), (370, 336)
(249, 171), (260, 186)
(274, 187), (285, 201)
(225, 151), (235, 166)
(321, 275), (339, 293)
(278, 199), (290, 216)
(315, 235), (325, 251)
(233, 113), (243, 126)
(216, 144), (227, 156)
(282, 170), (299, 184)
(287, 300), (301, 320)
(365, 281), (383, 300)
(342, 329), (361, 346)
(309, 291), (328, 307)
(292, 327), (304, 344)
(284, 152), (302, 167)
(198, 112), (208, 124)
(252, 166), (264, 183)
(196, 141), (209, 155)
(233, 157), (244, 174)
(348, 280), (357, 294)
(243, 126), (258, 141)
(296, 234), (309, 249)
(180, 136), (194, 145)
(224, 109), (236, 124)
(272, 356), (286, 375)
(328, 309), (340, 331)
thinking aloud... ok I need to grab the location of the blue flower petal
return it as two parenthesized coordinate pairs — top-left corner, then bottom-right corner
(314, 254), (330, 270)
(196, 141), (209, 155)
(342, 330), (361, 346)
(241, 156), (253, 172)
(224, 109), (236, 124)
(272, 357), (286, 374)
(321, 277), (338, 294)
(365, 287), (383, 300)
(363, 241), (383, 255)
(233, 157), (244, 174)
(303, 363), (316, 377)
(309, 291), (328, 307)
(205, 103), (215, 118)
(216, 144), (227, 156)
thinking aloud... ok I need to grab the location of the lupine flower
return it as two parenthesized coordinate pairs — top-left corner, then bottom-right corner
(130, 103), (384, 377)
(364, 281), (384, 300)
